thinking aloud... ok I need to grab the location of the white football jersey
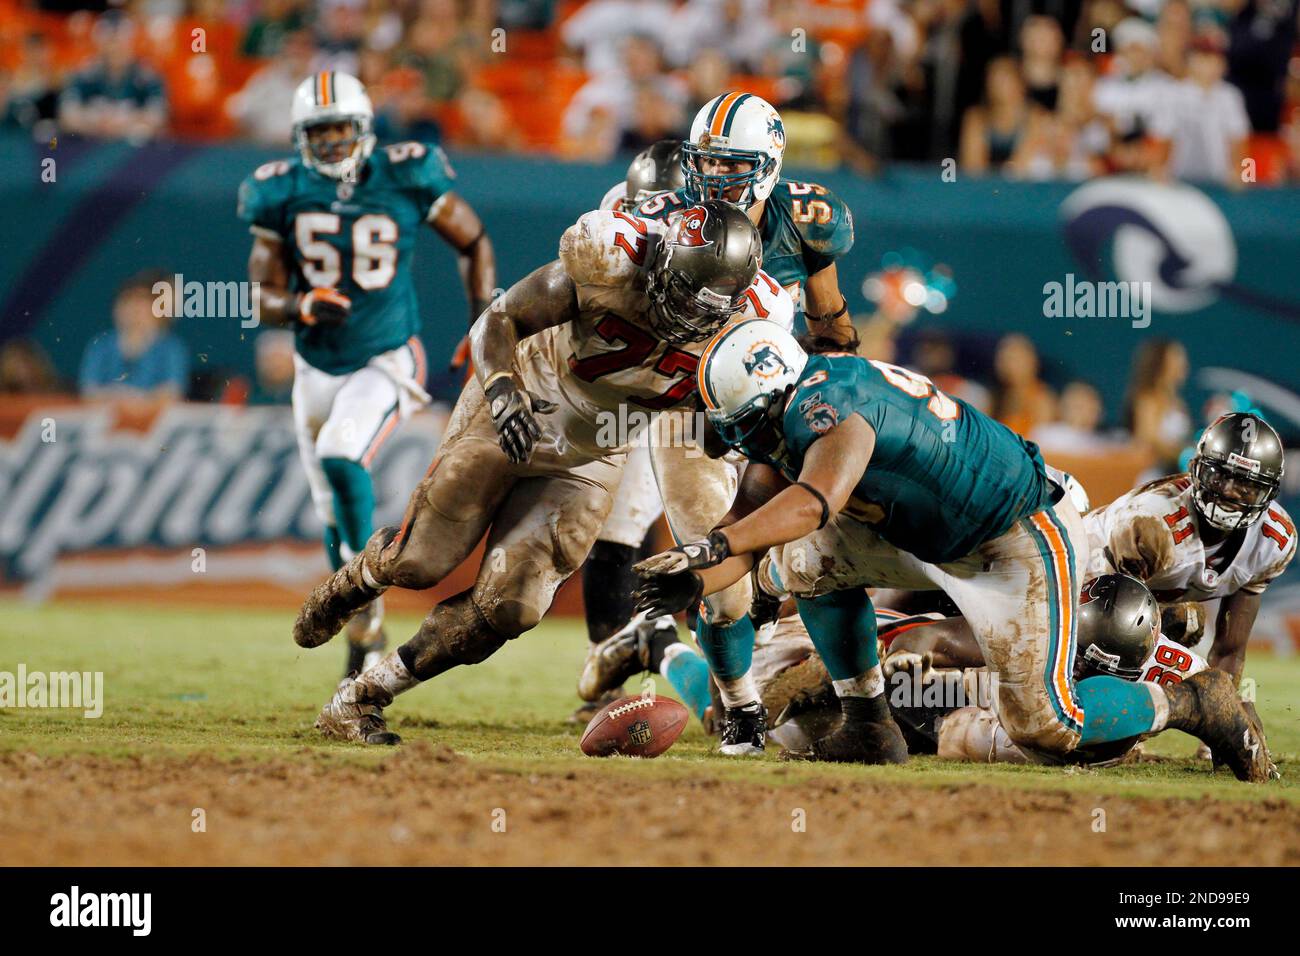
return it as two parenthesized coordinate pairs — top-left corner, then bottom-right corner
(598, 181), (628, 212)
(1084, 475), (1297, 602)
(1137, 632), (1208, 687)
(515, 209), (794, 456)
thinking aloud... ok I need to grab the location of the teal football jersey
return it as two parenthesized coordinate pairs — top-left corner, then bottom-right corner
(634, 178), (853, 321)
(237, 142), (454, 374)
(765, 353), (1055, 564)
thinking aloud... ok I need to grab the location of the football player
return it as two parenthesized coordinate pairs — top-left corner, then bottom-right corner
(238, 71), (496, 678)
(624, 93), (858, 752)
(1084, 412), (1294, 687)
(291, 201), (793, 744)
(571, 140), (687, 724)
(634, 320), (1272, 781)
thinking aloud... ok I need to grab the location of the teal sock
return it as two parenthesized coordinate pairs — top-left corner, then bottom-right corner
(795, 589), (878, 681)
(661, 646), (712, 721)
(694, 616), (754, 681)
(1076, 674), (1157, 746)
(320, 457), (375, 554)
(323, 524), (344, 571)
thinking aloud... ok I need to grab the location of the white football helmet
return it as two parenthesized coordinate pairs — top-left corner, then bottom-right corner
(290, 71), (376, 180)
(684, 92), (786, 209)
(698, 319), (806, 458)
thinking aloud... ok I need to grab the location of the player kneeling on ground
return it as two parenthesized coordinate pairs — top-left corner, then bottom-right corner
(633, 320), (1273, 781)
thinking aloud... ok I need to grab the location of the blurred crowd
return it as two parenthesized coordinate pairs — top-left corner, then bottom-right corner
(2, 0), (1299, 183)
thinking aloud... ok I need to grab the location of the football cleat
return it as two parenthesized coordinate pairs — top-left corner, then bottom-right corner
(315, 676), (400, 745)
(719, 701), (766, 756)
(1165, 670), (1272, 782)
(781, 695), (909, 764)
(577, 614), (677, 702)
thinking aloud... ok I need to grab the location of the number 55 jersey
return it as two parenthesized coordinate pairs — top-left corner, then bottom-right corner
(515, 208), (794, 458)
(237, 141), (454, 374)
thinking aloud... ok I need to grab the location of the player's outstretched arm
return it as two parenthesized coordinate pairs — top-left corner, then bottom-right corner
(1209, 589), (1260, 685)
(430, 192), (497, 326)
(803, 264), (856, 348)
(721, 415), (876, 558)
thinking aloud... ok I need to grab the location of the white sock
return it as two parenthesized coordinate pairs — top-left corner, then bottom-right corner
(715, 672), (759, 709)
(1146, 681), (1170, 733)
(659, 640), (692, 676)
(360, 651), (420, 698)
(833, 665), (885, 699)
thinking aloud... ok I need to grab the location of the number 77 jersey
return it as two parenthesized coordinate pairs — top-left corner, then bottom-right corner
(515, 208), (793, 457)
(237, 141), (454, 374)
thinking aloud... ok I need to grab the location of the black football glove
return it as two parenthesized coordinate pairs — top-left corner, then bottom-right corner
(634, 569), (705, 619)
(298, 287), (351, 328)
(486, 376), (557, 464)
(633, 530), (731, 577)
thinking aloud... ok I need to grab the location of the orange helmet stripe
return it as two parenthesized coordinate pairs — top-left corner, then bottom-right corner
(709, 91), (744, 138)
(317, 71), (332, 106)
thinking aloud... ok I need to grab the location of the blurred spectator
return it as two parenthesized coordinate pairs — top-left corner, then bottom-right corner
(683, 46), (734, 120)
(1, 32), (62, 141)
(1011, 55), (1108, 179)
(315, 0), (367, 76)
(761, 0), (823, 109)
(247, 330), (296, 406)
(79, 270), (189, 401)
(562, 0), (675, 75)
(456, 86), (524, 150)
(1092, 17), (1173, 173)
(227, 29), (319, 145)
(1156, 0), (1192, 79)
(618, 81), (686, 152)
(990, 333), (1056, 437)
(1151, 33), (1250, 186)
(0, 339), (64, 395)
(400, 0), (475, 104)
(910, 328), (991, 413)
(373, 66), (443, 143)
(1123, 339), (1191, 471)
(1019, 15), (1064, 112)
(563, 33), (686, 160)
(1032, 380), (1114, 454)
(1225, 0), (1295, 135)
(241, 0), (311, 58)
(669, 0), (776, 73)
(960, 57), (1031, 174)
(58, 13), (167, 143)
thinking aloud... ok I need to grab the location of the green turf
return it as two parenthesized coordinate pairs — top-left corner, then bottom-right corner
(0, 599), (1296, 803)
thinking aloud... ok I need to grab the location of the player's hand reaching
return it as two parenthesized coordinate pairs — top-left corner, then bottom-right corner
(1106, 515), (1175, 580)
(486, 375), (556, 464)
(298, 287), (352, 328)
(633, 531), (732, 577)
(633, 569), (704, 619)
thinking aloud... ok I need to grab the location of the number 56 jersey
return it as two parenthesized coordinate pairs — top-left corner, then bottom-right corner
(237, 142), (454, 374)
(514, 208), (794, 457)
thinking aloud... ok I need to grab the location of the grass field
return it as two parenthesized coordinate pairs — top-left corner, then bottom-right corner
(2, 599), (1299, 866)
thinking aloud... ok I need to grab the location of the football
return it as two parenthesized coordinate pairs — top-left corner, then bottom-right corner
(579, 694), (690, 758)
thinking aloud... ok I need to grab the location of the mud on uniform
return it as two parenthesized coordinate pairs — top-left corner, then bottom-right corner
(940, 633), (1209, 766)
(236, 143), (450, 524)
(735, 351), (1088, 757)
(377, 209), (791, 638)
(1084, 475), (1297, 606)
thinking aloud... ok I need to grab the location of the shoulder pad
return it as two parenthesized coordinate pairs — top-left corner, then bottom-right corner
(377, 141), (456, 196)
(559, 209), (662, 287)
(775, 180), (854, 262)
(237, 158), (299, 235)
(632, 188), (690, 221)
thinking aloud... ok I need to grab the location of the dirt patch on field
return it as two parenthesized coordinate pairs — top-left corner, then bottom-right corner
(1, 749), (1296, 866)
